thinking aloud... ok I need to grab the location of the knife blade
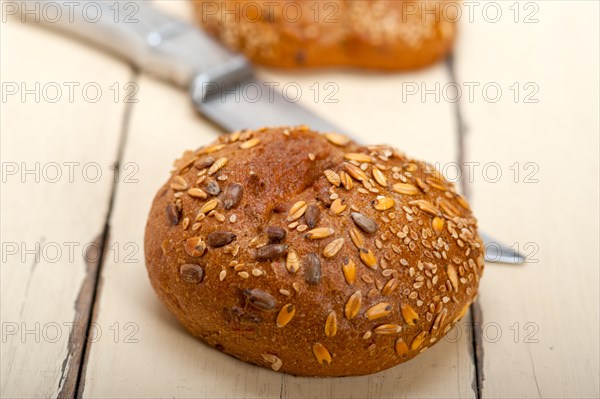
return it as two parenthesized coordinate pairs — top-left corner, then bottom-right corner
(17, 1), (525, 264)
(190, 59), (343, 132)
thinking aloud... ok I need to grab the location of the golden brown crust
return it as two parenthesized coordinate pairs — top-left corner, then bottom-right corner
(144, 126), (484, 376)
(193, 0), (457, 70)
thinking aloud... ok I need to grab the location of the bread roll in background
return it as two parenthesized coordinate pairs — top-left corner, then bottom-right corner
(144, 126), (484, 376)
(194, 0), (458, 70)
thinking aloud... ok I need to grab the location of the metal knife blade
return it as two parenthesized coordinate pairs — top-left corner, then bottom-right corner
(191, 69), (343, 133)
(18, 1), (525, 264)
(479, 232), (526, 264)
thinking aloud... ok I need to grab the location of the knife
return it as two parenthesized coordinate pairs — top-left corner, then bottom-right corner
(15, 1), (525, 264)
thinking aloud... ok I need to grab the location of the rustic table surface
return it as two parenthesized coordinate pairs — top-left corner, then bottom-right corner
(1, 1), (599, 398)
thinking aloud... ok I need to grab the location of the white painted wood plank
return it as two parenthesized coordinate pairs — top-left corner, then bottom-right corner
(0, 16), (131, 398)
(454, 1), (600, 397)
(82, 2), (475, 397)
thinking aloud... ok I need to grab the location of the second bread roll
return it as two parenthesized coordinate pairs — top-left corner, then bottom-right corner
(194, 0), (458, 70)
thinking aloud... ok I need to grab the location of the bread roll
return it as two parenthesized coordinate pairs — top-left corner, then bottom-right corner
(194, 0), (457, 70)
(144, 126), (484, 376)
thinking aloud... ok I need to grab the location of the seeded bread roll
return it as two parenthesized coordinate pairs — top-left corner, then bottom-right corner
(193, 0), (457, 70)
(144, 126), (484, 376)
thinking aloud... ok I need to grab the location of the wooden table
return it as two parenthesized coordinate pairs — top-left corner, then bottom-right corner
(2, 1), (598, 398)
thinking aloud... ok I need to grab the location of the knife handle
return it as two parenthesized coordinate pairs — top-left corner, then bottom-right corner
(12, 0), (248, 87)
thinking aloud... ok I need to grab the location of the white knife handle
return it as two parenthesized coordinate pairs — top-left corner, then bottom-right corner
(12, 0), (247, 87)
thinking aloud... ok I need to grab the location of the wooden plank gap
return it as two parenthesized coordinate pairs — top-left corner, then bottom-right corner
(469, 300), (484, 399)
(445, 53), (482, 399)
(279, 373), (286, 399)
(53, 70), (140, 399)
(74, 69), (140, 399)
(445, 53), (470, 199)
